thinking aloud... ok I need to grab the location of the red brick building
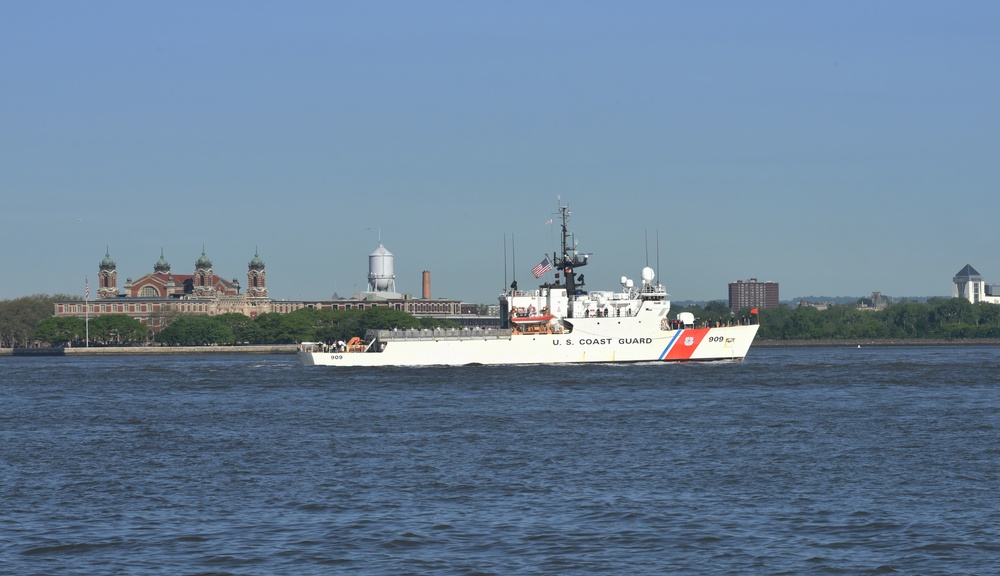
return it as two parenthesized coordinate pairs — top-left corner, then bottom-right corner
(728, 278), (779, 311)
(108, 248), (244, 299)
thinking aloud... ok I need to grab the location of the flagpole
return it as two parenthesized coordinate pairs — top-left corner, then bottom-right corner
(511, 234), (516, 292)
(85, 277), (89, 348)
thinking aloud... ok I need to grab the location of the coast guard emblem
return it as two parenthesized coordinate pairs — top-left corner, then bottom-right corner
(684, 336), (694, 346)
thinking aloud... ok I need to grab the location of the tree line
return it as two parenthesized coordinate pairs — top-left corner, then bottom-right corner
(0, 295), (78, 347)
(3, 294), (1000, 348)
(153, 307), (457, 346)
(675, 297), (1000, 340)
(0, 296), (457, 347)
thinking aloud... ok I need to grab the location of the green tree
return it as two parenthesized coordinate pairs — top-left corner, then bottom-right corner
(90, 314), (147, 345)
(313, 310), (361, 343)
(0, 294), (76, 347)
(248, 312), (284, 343)
(975, 302), (1000, 329)
(280, 310), (323, 343)
(33, 316), (86, 346)
(887, 301), (933, 337)
(357, 307), (428, 333)
(787, 306), (822, 339)
(688, 298), (1000, 341)
(157, 315), (235, 345)
(932, 298), (976, 327)
(215, 312), (260, 343)
(756, 305), (792, 339)
(248, 311), (320, 344)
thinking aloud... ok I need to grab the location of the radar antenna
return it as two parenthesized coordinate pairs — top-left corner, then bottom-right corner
(552, 203), (589, 295)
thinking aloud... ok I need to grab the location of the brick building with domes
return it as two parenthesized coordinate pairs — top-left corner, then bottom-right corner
(54, 244), (474, 333)
(114, 247), (244, 300)
(55, 247), (275, 330)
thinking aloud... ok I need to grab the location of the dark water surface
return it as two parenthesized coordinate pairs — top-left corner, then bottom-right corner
(2, 346), (999, 575)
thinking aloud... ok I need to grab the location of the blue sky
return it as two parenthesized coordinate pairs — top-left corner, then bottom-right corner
(3, 2), (998, 303)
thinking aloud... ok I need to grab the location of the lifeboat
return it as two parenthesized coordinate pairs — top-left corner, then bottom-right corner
(510, 313), (555, 324)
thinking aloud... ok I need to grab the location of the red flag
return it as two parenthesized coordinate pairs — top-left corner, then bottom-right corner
(750, 308), (758, 315)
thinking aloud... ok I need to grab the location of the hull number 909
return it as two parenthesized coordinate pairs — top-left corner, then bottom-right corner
(707, 336), (725, 343)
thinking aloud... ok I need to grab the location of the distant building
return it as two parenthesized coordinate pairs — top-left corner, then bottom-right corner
(728, 278), (779, 311)
(796, 300), (835, 311)
(55, 246), (472, 333)
(114, 247), (245, 300)
(952, 264), (1000, 304)
(867, 291), (892, 310)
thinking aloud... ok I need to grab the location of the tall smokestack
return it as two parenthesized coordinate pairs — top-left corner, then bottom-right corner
(422, 270), (431, 299)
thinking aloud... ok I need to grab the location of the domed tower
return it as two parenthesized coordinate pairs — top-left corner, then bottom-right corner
(153, 248), (171, 274)
(193, 246), (216, 298)
(367, 244), (396, 293)
(97, 248), (118, 299)
(246, 247), (268, 298)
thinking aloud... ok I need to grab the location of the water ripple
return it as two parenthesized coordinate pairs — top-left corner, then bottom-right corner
(2, 347), (1000, 574)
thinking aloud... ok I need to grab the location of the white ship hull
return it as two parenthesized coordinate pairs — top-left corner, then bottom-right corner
(299, 323), (758, 367)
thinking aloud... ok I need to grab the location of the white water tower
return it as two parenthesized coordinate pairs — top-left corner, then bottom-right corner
(367, 244), (396, 293)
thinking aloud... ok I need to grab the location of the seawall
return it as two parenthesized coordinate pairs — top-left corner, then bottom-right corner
(1, 345), (297, 357)
(754, 338), (1000, 347)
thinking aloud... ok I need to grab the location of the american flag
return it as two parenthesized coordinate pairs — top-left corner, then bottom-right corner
(85, 278), (90, 301)
(531, 257), (551, 278)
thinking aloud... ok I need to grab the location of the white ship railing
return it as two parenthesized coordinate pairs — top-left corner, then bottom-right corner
(370, 327), (513, 341)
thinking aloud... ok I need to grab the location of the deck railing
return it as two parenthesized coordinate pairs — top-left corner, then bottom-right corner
(370, 327), (513, 341)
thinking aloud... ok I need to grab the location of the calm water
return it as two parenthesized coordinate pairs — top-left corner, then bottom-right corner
(2, 346), (999, 575)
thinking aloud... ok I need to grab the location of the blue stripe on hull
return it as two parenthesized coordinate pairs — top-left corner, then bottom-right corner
(659, 330), (682, 360)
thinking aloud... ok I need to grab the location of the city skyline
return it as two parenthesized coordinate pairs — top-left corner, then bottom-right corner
(3, 3), (998, 303)
(71, 245), (987, 305)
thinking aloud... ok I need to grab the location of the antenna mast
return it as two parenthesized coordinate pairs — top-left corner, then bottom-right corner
(503, 233), (508, 292)
(552, 203), (589, 295)
(511, 234), (516, 290)
(656, 229), (661, 285)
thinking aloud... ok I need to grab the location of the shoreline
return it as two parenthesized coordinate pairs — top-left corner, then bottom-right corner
(3, 339), (1000, 357)
(0, 345), (298, 357)
(753, 338), (1000, 347)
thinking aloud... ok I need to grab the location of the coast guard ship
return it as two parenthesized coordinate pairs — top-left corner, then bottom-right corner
(298, 204), (759, 366)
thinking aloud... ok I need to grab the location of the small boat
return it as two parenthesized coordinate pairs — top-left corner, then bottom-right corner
(509, 313), (555, 324)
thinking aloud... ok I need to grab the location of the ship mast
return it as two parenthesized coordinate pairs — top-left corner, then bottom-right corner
(552, 204), (588, 295)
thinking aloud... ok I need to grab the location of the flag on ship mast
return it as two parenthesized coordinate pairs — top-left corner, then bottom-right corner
(531, 257), (551, 278)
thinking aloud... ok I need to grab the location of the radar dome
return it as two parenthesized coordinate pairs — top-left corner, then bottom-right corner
(641, 267), (655, 283)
